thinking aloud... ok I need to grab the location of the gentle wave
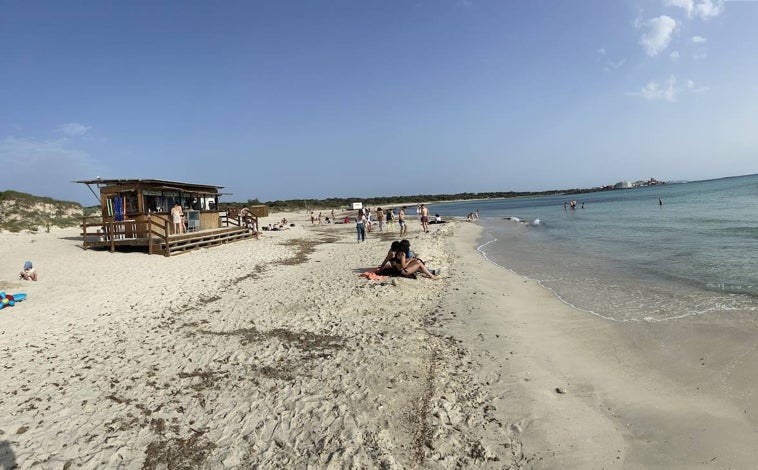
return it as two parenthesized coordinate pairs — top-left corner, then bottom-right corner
(436, 174), (758, 323)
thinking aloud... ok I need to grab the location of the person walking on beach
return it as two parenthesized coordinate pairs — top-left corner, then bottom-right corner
(310, 212), (315, 224)
(386, 208), (394, 231)
(420, 204), (429, 233)
(356, 210), (366, 242)
(318, 212), (323, 225)
(376, 207), (385, 232)
(398, 206), (407, 236)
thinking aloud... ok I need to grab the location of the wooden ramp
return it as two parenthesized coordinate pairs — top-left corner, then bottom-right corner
(154, 227), (255, 256)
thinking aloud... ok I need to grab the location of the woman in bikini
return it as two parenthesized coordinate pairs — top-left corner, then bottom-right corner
(377, 241), (402, 272)
(390, 240), (438, 279)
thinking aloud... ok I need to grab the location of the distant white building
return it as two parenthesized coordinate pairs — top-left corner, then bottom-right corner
(349, 202), (363, 210)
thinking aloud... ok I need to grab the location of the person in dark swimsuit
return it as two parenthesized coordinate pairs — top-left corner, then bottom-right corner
(377, 241), (402, 272)
(390, 240), (438, 279)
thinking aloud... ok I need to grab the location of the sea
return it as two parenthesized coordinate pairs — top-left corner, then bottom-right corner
(427, 174), (758, 322)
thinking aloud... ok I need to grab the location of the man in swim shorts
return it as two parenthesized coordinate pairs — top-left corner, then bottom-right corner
(420, 204), (429, 233)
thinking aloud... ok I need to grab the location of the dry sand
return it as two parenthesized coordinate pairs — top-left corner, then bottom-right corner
(1, 215), (757, 468)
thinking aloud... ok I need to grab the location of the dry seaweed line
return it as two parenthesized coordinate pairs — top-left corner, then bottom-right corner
(142, 434), (217, 470)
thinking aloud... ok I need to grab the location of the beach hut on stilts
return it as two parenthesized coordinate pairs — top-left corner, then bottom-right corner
(76, 178), (267, 256)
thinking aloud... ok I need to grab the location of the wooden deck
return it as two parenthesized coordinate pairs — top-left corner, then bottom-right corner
(81, 217), (257, 256)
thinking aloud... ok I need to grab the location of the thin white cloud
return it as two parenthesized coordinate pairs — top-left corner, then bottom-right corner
(639, 16), (677, 56)
(694, 0), (724, 20)
(0, 137), (87, 165)
(670, 50), (681, 61)
(628, 75), (705, 102)
(597, 47), (625, 71)
(604, 58), (627, 72)
(666, 0), (695, 17)
(0, 136), (106, 200)
(692, 35), (707, 43)
(641, 76), (679, 102)
(58, 122), (92, 137)
(665, 0), (724, 20)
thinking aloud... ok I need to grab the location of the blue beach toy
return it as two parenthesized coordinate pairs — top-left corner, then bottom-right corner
(0, 292), (27, 310)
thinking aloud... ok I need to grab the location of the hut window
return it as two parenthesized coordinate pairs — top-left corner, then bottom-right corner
(125, 194), (139, 215)
(145, 195), (168, 213)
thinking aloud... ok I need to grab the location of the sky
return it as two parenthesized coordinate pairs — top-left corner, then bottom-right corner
(1, 0), (757, 205)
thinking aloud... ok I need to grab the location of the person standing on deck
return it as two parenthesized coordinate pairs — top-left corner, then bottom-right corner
(171, 203), (184, 234)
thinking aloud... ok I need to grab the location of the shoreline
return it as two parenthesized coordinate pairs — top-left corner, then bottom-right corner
(448, 222), (758, 467)
(1, 216), (757, 467)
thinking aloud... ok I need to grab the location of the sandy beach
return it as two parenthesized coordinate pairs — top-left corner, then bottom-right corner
(2, 214), (757, 468)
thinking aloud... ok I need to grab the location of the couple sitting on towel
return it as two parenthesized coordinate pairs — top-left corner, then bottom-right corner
(377, 239), (439, 279)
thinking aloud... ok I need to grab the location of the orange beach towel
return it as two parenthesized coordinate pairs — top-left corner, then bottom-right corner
(358, 270), (386, 281)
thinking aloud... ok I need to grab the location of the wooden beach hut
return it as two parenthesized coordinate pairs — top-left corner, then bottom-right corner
(77, 178), (265, 256)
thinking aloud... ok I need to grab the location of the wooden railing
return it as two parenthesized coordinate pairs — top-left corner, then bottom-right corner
(81, 216), (172, 255)
(219, 213), (259, 239)
(81, 214), (257, 256)
(146, 216), (171, 256)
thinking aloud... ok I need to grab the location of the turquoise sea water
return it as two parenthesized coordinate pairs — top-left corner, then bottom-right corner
(428, 174), (758, 322)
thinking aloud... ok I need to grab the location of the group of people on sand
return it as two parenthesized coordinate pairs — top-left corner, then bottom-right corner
(376, 239), (439, 280)
(354, 204), (439, 240)
(354, 206), (402, 241)
(312, 210), (340, 225)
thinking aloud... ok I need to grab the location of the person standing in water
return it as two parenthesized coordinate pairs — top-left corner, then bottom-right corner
(659, 197), (663, 206)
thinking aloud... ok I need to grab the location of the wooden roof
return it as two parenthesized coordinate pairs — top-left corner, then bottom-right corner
(75, 178), (224, 191)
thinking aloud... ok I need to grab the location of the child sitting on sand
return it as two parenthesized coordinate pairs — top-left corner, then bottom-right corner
(19, 261), (37, 281)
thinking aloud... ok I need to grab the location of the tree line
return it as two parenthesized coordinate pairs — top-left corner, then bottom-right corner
(232, 185), (617, 211)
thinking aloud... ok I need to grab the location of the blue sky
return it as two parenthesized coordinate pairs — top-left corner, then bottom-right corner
(1, 0), (756, 205)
